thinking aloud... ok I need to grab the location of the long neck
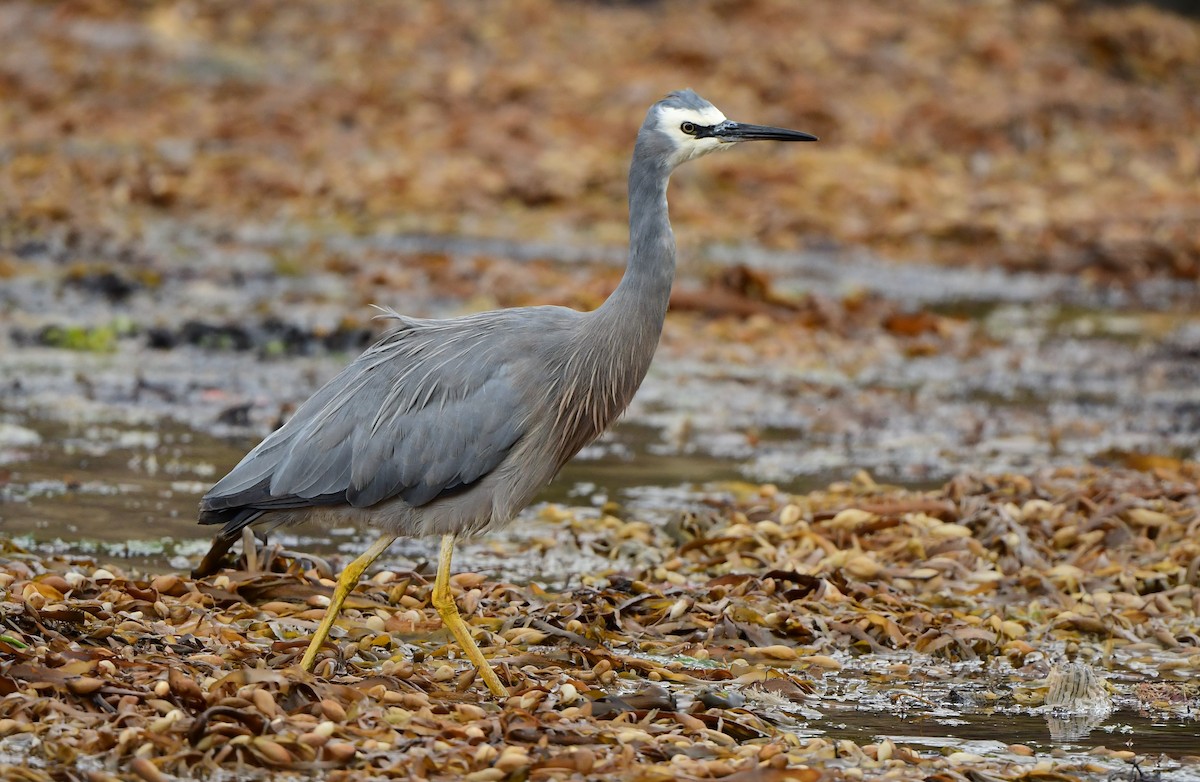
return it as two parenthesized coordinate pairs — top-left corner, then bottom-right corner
(549, 140), (675, 460)
(591, 140), (676, 348)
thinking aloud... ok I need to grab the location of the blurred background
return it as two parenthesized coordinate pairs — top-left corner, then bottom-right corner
(0, 0), (1198, 569)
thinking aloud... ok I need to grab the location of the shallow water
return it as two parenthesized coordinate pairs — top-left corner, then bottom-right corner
(819, 669), (1199, 761)
(650, 651), (1200, 767)
(3, 294), (1198, 568)
(0, 404), (758, 567)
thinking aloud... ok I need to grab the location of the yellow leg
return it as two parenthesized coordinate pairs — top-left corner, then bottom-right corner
(301, 533), (397, 672)
(431, 534), (507, 697)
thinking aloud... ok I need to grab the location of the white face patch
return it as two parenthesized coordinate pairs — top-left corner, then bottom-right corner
(656, 104), (730, 167)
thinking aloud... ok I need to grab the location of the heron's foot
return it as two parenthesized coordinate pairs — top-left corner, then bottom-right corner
(432, 534), (508, 698)
(431, 589), (507, 697)
(301, 534), (398, 673)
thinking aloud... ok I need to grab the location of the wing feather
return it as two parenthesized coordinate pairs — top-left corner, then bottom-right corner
(199, 312), (550, 531)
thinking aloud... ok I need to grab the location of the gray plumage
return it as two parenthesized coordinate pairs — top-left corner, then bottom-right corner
(195, 90), (815, 569)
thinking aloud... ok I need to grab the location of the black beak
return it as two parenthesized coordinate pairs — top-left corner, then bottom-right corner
(710, 121), (818, 143)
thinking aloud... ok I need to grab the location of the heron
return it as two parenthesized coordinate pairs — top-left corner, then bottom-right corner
(193, 90), (816, 697)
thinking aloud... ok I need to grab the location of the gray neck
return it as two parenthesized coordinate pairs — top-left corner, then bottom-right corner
(548, 136), (675, 460)
(591, 138), (676, 347)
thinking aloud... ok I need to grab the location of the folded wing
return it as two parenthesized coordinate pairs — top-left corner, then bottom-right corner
(199, 316), (533, 536)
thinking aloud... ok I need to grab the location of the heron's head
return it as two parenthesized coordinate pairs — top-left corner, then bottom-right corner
(643, 90), (817, 170)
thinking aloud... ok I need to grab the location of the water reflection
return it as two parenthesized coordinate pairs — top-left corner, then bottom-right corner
(1045, 711), (1109, 743)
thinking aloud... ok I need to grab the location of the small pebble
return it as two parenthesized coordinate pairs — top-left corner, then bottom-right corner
(324, 742), (357, 762)
(320, 698), (347, 722)
(129, 758), (168, 782)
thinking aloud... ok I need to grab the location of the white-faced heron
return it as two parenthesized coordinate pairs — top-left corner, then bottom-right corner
(193, 90), (816, 696)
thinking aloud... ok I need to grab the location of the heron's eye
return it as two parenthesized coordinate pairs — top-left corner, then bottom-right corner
(681, 122), (698, 135)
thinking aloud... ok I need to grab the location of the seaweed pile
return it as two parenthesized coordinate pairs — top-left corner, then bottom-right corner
(1, 466), (1197, 780)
